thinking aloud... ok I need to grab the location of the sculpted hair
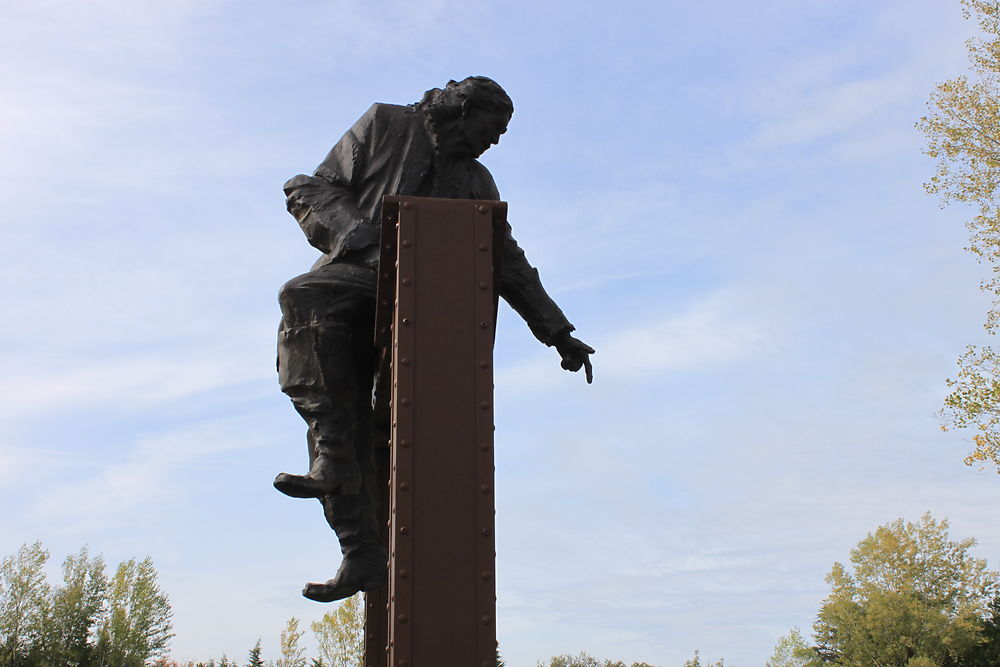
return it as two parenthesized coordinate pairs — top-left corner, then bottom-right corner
(420, 76), (513, 126)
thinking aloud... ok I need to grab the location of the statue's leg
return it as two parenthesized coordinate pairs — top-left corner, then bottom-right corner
(274, 264), (387, 600)
(304, 310), (387, 602)
(273, 265), (375, 499)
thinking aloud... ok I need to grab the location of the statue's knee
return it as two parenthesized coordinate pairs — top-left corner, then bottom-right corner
(285, 388), (332, 415)
(278, 278), (309, 321)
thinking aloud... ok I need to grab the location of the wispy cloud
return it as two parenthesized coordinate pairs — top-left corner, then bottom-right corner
(26, 416), (272, 534)
(0, 349), (271, 422)
(497, 287), (773, 390)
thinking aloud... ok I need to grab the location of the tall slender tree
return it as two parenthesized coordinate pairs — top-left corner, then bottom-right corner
(93, 557), (174, 666)
(247, 638), (266, 667)
(40, 546), (108, 666)
(311, 594), (363, 667)
(0, 541), (51, 666)
(277, 617), (306, 667)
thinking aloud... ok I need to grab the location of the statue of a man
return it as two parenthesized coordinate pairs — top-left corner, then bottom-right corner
(275, 76), (594, 602)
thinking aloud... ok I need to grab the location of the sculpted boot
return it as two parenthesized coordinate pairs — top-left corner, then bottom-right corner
(273, 432), (362, 498)
(275, 324), (363, 499)
(303, 493), (387, 602)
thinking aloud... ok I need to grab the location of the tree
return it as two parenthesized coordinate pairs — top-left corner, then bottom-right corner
(40, 545), (108, 666)
(247, 638), (266, 667)
(963, 594), (1000, 665)
(919, 0), (1000, 470)
(537, 654), (656, 667)
(311, 594), (363, 667)
(0, 541), (51, 666)
(683, 651), (725, 667)
(766, 628), (810, 667)
(277, 617), (307, 667)
(93, 556), (174, 666)
(810, 513), (998, 665)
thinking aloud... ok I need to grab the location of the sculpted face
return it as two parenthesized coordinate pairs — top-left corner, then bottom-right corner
(438, 106), (510, 158)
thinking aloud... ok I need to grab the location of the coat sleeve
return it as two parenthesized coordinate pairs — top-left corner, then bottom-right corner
(472, 163), (574, 345)
(499, 227), (574, 345)
(282, 105), (379, 257)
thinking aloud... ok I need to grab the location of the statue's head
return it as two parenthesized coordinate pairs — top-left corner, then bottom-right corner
(421, 76), (513, 158)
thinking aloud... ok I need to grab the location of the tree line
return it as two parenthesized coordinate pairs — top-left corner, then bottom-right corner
(0, 542), (172, 667)
(7, 513), (998, 667)
(151, 594), (364, 667)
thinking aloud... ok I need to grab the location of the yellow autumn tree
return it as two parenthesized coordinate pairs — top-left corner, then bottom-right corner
(920, 0), (1000, 470)
(312, 593), (364, 667)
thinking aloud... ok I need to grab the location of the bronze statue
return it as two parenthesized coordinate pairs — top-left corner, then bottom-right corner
(274, 76), (594, 602)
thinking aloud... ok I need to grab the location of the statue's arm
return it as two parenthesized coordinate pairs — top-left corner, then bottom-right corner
(282, 105), (379, 256)
(499, 229), (572, 344)
(499, 228), (595, 383)
(474, 162), (595, 382)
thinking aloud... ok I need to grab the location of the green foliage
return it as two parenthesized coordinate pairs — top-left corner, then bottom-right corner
(311, 594), (363, 667)
(93, 556), (174, 666)
(683, 650), (725, 667)
(40, 546), (108, 666)
(278, 617), (307, 667)
(0, 543), (172, 667)
(766, 628), (810, 667)
(811, 513), (998, 665)
(0, 542), (51, 666)
(963, 595), (1000, 665)
(920, 0), (1000, 470)
(247, 638), (267, 667)
(537, 652), (657, 667)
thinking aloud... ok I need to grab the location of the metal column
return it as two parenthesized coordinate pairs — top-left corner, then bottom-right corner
(367, 195), (505, 667)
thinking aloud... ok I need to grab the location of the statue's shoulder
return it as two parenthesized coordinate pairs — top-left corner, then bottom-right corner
(368, 103), (420, 127)
(470, 159), (500, 200)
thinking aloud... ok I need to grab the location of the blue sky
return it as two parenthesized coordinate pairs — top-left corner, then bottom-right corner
(3, 1), (1000, 665)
